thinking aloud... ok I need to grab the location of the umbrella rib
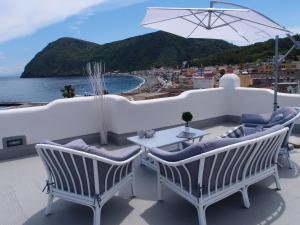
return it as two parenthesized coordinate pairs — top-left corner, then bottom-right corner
(188, 10), (208, 28)
(141, 11), (205, 26)
(186, 24), (200, 38)
(210, 11), (225, 27)
(220, 11), (290, 33)
(186, 12), (210, 38)
(181, 17), (207, 29)
(212, 18), (243, 29)
(240, 20), (272, 38)
(217, 15), (250, 43)
(211, 11), (242, 28)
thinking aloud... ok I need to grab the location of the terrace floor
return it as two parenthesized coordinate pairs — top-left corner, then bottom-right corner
(1, 123), (300, 225)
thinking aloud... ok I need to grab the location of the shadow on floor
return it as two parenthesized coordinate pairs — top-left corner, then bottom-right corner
(259, 161), (300, 189)
(278, 161), (300, 179)
(21, 164), (287, 225)
(141, 183), (285, 225)
(22, 196), (134, 225)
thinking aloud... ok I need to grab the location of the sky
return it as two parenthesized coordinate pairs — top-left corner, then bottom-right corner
(0, 0), (300, 76)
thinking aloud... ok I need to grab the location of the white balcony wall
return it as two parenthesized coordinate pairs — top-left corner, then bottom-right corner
(0, 97), (100, 148)
(1, 73), (300, 149)
(227, 87), (300, 124)
(107, 88), (227, 134)
(0, 88), (227, 148)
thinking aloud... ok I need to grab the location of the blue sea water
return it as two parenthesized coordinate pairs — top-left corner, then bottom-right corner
(0, 75), (144, 103)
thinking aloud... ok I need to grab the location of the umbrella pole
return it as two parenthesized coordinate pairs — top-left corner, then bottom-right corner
(273, 35), (279, 111)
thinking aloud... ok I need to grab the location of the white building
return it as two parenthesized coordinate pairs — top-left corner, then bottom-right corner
(192, 76), (214, 89)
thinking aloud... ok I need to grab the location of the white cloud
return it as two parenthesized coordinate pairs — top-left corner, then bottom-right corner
(0, 0), (107, 43)
(68, 0), (148, 36)
(0, 0), (148, 43)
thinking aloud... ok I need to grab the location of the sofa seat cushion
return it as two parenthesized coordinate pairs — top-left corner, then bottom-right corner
(244, 126), (264, 136)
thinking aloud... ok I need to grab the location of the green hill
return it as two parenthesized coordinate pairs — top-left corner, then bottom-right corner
(192, 35), (300, 66)
(21, 31), (300, 78)
(21, 31), (236, 78)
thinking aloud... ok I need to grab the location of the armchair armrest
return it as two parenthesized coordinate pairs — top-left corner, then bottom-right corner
(87, 145), (142, 162)
(149, 147), (177, 162)
(182, 141), (192, 149)
(241, 113), (271, 125)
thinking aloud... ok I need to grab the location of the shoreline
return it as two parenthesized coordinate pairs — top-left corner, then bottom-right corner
(120, 74), (145, 94)
(0, 74), (145, 105)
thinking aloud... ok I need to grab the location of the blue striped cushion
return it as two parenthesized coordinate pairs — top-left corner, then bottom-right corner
(220, 125), (245, 138)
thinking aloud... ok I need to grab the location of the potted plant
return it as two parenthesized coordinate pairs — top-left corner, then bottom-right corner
(181, 111), (193, 132)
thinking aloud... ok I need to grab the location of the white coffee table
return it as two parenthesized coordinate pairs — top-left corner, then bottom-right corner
(127, 126), (208, 169)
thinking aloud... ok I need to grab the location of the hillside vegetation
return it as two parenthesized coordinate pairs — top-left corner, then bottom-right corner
(21, 31), (300, 78)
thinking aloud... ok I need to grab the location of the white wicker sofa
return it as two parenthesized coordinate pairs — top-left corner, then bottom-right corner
(149, 125), (288, 225)
(36, 139), (142, 225)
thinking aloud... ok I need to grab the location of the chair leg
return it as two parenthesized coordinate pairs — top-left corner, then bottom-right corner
(93, 205), (102, 225)
(241, 186), (250, 208)
(197, 206), (207, 225)
(287, 151), (293, 169)
(274, 171), (282, 190)
(280, 146), (293, 169)
(130, 176), (136, 198)
(45, 194), (54, 216)
(157, 178), (163, 201)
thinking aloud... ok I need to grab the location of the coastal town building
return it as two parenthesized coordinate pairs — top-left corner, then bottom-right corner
(122, 57), (300, 101)
(238, 74), (253, 87)
(192, 76), (214, 89)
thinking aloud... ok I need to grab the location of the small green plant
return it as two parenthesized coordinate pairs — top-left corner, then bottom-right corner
(61, 85), (75, 98)
(181, 112), (193, 127)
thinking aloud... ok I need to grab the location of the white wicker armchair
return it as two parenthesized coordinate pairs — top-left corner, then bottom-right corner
(241, 107), (300, 168)
(36, 143), (142, 225)
(149, 126), (288, 225)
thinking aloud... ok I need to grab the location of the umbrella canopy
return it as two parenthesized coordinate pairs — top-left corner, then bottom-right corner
(141, 3), (291, 44)
(141, 1), (296, 111)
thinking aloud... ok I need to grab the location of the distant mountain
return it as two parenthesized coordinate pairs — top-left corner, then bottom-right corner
(21, 31), (300, 78)
(192, 35), (300, 66)
(21, 31), (236, 78)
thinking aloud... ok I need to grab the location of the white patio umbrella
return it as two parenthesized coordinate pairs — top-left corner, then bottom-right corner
(141, 1), (300, 111)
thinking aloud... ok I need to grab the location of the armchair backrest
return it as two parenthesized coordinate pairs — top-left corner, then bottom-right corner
(36, 144), (136, 197)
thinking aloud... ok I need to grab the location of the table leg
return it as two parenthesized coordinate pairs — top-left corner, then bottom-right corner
(140, 146), (156, 170)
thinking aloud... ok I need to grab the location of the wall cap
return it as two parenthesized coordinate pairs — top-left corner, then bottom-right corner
(219, 73), (240, 89)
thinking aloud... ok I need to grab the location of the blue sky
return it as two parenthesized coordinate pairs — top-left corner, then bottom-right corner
(0, 0), (299, 76)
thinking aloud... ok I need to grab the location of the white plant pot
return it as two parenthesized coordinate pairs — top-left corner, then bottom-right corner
(185, 126), (190, 133)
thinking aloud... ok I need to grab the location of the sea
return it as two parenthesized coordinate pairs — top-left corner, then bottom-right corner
(0, 74), (144, 103)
